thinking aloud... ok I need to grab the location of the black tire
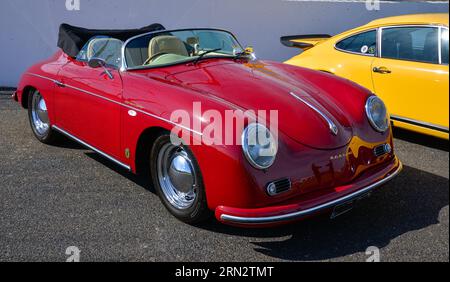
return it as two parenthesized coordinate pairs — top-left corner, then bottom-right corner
(150, 134), (211, 224)
(27, 89), (57, 144)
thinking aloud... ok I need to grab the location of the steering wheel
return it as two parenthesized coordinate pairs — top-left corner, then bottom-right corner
(143, 52), (169, 65)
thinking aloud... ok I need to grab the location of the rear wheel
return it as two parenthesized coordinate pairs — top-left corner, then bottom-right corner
(28, 89), (57, 144)
(150, 134), (210, 224)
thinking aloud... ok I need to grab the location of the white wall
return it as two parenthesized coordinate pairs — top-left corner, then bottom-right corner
(0, 0), (448, 87)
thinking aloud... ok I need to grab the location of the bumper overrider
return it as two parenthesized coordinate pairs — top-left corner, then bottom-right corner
(216, 157), (402, 227)
(12, 91), (18, 102)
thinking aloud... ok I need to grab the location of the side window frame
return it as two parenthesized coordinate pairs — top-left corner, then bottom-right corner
(334, 29), (378, 57)
(439, 26), (449, 65)
(378, 25), (442, 65)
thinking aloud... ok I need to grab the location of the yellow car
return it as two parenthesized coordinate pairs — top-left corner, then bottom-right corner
(282, 13), (449, 140)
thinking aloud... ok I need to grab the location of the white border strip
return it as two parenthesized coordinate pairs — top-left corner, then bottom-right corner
(282, 0), (447, 3)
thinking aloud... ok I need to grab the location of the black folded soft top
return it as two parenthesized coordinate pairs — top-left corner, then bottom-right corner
(57, 23), (166, 58)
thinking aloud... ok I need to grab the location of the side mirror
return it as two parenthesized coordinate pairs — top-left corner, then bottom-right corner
(88, 57), (114, 79)
(88, 57), (106, 68)
(244, 46), (257, 61)
(244, 46), (254, 54)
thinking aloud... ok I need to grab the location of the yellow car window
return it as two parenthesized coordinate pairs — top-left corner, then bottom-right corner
(381, 27), (439, 64)
(336, 30), (377, 55)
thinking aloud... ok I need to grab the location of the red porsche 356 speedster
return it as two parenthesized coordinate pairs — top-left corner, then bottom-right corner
(13, 24), (402, 227)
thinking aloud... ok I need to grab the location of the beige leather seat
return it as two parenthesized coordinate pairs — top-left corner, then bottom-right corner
(148, 35), (189, 60)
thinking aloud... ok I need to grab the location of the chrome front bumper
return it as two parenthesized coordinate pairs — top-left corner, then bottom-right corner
(220, 161), (403, 225)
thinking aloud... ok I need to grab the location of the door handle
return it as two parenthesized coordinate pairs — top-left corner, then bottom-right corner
(54, 80), (65, 87)
(373, 66), (392, 74)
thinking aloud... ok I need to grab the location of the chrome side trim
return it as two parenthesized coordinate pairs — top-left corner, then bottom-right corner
(377, 26), (382, 58)
(64, 83), (124, 106)
(391, 115), (449, 133)
(52, 125), (131, 171)
(28, 73), (59, 84)
(438, 27), (443, 65)
(439, 26), (449, 65)
(220, 162), (403, 224)
(289, 92), (339, 136)
(27, 73), (203, 136)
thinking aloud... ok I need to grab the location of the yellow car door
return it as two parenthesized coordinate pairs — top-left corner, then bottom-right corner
(371, 25), (449, 139)
(332, 29), (378, 92)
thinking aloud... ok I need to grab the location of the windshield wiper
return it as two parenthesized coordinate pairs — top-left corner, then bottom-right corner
(193, 48), (222, 64)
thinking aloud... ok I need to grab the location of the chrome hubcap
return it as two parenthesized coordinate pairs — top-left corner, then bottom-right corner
(31, 91), (50, 135)
(157, 143), (197, 210)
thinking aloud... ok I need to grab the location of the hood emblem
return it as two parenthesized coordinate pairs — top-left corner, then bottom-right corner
(289, 92), (339, 136)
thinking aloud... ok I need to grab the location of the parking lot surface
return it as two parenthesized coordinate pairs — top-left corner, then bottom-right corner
(0, 91), (448, 262)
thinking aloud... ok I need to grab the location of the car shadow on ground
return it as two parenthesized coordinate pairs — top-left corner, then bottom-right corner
(199, 165), (448, 260)
(84, 152), (155, 193)
(393, 127), (449, 152)
(82, 146), (448, 261)
(52, 134), (152, 189)
(53, 136), (85, 150)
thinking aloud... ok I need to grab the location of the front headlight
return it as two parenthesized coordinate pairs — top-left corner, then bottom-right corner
(242, 123), (278, 170)
(365, 96), (390, 132)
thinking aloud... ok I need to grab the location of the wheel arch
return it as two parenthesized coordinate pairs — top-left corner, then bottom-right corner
(20, 85), (38, 109)
(134, 126), (170, 177)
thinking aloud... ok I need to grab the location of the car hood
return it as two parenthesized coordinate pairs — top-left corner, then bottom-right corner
(155, 61), (356, 149)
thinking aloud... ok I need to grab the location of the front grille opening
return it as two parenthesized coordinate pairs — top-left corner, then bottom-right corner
(266, 178), (292, 196)
(373, 144), (392, 157)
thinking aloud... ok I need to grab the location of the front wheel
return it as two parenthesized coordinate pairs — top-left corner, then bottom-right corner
(150, 134), (210, 224)
(28, 89), (57, 144)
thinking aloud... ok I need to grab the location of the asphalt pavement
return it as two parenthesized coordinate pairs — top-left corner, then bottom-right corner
(0, 91), (448, 262)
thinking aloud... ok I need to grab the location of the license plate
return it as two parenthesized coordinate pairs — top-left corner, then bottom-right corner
(330, 192), (372, 219)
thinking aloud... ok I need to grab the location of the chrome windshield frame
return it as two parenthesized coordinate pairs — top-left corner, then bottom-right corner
(120, 28), (242, 71)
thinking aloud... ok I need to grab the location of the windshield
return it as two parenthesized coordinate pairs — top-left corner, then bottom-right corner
(124, 29), (243, 69)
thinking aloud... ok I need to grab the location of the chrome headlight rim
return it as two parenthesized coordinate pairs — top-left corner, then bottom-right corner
(365, 96), (390, 133)
(241, 123), (278, 170)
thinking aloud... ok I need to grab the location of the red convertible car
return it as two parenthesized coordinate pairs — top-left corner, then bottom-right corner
(13, 24), (402, 227)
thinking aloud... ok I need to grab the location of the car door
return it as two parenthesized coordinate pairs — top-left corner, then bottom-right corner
(371, 25), (449, 132)
(54, 37), (124, 160)
(333, 29), (378, 92)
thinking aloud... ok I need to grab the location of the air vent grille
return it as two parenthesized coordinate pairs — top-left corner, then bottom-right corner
(374, 144), (392, 157)
(266, 178), (292, 196)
